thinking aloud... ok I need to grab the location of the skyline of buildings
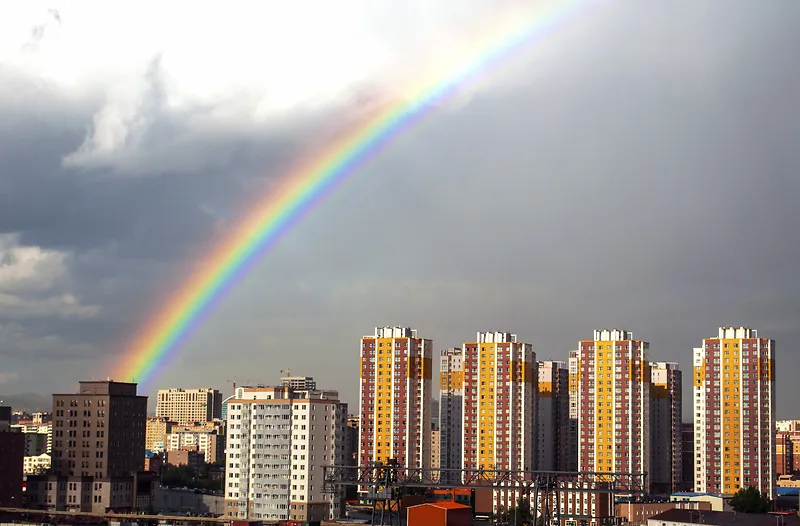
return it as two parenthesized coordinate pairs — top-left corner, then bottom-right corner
(0, 325), (784, 520)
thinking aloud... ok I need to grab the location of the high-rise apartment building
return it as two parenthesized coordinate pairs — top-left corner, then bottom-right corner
(567, 350), (580, 472)
(536, 360), (570, 471)
(438, 332), (535, 513)
(650, 362), (682, 494)
(439, 347), (464, 482)
(224, 385), (347, 522)
(156, 388), (222, 425)
(358, 327), (432, 470)
(693, 327), (775, 497)
(26, 381), (154, 512)
(576, 330), (651, 486)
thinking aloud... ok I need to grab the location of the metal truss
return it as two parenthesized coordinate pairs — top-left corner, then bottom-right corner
(323, 463), (648, 495)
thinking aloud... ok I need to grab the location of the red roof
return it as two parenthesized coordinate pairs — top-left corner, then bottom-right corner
(409, 501), (471, 511)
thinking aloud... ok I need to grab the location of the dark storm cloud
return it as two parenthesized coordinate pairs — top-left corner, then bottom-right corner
(1, 0), (798, 416)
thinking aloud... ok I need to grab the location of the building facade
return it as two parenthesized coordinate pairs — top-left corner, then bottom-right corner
(777, 434), (794, 477)
(650, 362), (682, 494)
(776, 420), (800, 477)
(156, 388), (222, 426)
(24, 452), (52, 475)
(439, 347), (464, 482)
(358, 327), (432, 470)
(693, 327), (775, 497)
(681, 422), (695, 491)
(224, 385), (347, 522)
(165, 422), (225, 464)
(0, 431), (24, 506)
(431, 425), (441, 477)
(145, 416), (175, 453)
(10, 423), (52, 454)
(26, 381), (154, 513)
(567, 350), (580, 472)
(576, 330), (651, 487)
(536, 360), (570, 472)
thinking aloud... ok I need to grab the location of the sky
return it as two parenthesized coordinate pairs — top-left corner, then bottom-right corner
(0, 0), (798, 418)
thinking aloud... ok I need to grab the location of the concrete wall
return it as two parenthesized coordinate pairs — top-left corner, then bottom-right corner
(152, 487), (224, 516)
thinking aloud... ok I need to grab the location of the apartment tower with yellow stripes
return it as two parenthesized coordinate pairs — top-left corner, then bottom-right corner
(358, 327), (432, 471)
(576, 329), (651, 487)
(693, 327), (775, 497)
(650, 362), (682, 494)
(441, 331), (536, 512)
(536, 360), (570, 471)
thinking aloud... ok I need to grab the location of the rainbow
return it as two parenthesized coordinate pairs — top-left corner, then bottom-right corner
(112, 0), (589, 387)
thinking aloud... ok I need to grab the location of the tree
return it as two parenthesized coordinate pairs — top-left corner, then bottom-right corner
(730, 486), (771, 514)
(495, 496), (533, 526)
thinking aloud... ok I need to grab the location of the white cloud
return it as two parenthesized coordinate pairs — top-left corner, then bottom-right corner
(0, 234), (67, 292)
(0, 235), (98, 319)
(0, 1), (562, 175)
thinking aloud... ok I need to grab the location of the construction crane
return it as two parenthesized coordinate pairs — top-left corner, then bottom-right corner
(280, 368), (291, 377)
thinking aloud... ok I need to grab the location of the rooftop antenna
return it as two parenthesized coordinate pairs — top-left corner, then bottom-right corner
(281, 369), (291, 377)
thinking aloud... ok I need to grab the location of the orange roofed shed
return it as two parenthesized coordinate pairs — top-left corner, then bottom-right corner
(407, 501), (472, 526)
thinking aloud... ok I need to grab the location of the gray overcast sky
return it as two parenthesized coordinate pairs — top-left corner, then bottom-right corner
(0, 0), (798, 418)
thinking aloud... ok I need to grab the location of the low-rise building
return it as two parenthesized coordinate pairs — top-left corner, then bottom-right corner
(616, 501), (711, 525)
(669, 492), (727, 512)
(24, 453), (51, 475)
(165, 447), (205, 471)
(165, 421), (224, 464)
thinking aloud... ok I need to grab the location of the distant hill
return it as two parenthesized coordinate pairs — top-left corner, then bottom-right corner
(0, 393), (50, 411)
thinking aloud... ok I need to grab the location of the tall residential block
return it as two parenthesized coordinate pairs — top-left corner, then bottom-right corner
(567, 350), (580, 472)
(576, 330), (651, 484)
(439, 347), (464, 482)
(26, 381), (154, 512)
(155, 388), (222, 425)
(358, 327), (432, 469)
(536, 360), (570, 471)
(460, 332), (536, 476)
(224, 385), (347, 522)
(438, 332), (535, 513)
(650, 362), (682, 494)
(693, 327), (775, 497)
